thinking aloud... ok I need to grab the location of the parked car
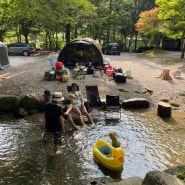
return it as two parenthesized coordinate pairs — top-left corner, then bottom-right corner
(8, 43), (35, 56)
(102, 42), (120, 55)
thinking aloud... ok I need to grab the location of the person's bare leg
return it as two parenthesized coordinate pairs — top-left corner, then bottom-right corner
(64, 104), (73, 116)
(82, 109), (95, 125)
(74, 109), (87, 127)
(67, 115), (80, 130)
(53, 144), (58, 154)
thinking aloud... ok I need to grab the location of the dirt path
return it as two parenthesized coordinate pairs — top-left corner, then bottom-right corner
(0, 51), (185, 111)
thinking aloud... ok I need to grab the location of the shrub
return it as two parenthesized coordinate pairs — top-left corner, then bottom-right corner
(136, 46), (154, 53)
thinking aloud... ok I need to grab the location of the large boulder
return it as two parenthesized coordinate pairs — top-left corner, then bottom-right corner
(0, 95), (20, 111)
(107, 177), (143, 185)
(122, 98), (150, 108)
(20, 94), (40, 110)
(142, 171), (185, 185)
(14, 108), (28, 118)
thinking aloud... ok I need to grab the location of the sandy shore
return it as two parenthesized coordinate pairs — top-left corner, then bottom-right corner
(0, 51), (185, 112)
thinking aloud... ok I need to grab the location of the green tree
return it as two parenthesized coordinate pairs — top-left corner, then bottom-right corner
(8, 0), (39, 43)
(119, 0), (156, 50)
(0, 0), (11, 42)
(156, 0), (185, 58)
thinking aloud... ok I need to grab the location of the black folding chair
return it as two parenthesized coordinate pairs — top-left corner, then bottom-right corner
(105, 95), (121, 119)
(85, 85), (103, 113)
(92, 61), (103, 77)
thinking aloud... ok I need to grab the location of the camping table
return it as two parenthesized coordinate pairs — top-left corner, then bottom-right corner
(72, 67), (87, 79)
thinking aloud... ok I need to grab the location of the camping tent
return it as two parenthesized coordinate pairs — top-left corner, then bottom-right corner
(57, 38), (103, 67)
(0, 41), (10, 69)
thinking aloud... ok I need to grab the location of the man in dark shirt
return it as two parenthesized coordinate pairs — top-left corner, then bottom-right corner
(43, 92), (65, 154)
(40, 89), (79, 130)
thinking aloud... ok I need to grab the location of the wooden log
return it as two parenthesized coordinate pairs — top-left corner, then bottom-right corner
(157, 101), (171, 118)
(159, 69), (172, 80)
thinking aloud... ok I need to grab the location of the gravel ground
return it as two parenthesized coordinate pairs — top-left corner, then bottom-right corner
(0, 51), (185, 112)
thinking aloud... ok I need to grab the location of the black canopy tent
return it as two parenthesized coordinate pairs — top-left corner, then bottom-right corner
(57, 38), (103, 67)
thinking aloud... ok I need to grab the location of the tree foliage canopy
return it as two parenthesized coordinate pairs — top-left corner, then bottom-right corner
(156, 0), (185, 39)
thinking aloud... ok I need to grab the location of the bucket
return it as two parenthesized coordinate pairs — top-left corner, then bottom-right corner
(63, 68), (70, 75)
(125, 69), (131, 77)
(61, 71), (69, 82)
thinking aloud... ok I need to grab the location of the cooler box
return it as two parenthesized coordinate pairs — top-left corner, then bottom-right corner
(104, 65), (112, 73)
(106, 69), (114, 77)
(114, 73), (126, 83)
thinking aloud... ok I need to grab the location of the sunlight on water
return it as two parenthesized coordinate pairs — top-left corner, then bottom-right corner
(0, 110), (185, 184)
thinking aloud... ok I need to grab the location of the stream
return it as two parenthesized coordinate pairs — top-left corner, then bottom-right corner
(0, 110), (185, 185)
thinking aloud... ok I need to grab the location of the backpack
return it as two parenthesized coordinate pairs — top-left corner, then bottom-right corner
(44, 70), (55, 81)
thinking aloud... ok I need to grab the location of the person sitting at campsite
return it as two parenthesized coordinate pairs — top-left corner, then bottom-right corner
(39, 89), (52, 112)
(68, 83), (95, 127)
(40, 90), (79, 130)
(109, 131), (121, 148)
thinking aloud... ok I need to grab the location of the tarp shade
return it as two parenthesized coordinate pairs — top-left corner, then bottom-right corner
(0, 42), (10, 69)
(57, 38), (103, 67)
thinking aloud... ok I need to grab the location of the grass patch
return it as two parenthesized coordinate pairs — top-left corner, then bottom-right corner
(145, 49), (165, 56)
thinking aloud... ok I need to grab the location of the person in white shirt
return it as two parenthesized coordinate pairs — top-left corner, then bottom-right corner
(68, 83), (95, 127)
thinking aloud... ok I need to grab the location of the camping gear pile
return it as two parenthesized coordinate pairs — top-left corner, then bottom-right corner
(104, 63), (131, 83)
(44, 59), (70, 82)
(72, 64), (87, 79)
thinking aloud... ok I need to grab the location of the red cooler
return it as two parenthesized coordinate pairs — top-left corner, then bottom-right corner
(106, 69), (114, 77)
(104, 65), (112, 73)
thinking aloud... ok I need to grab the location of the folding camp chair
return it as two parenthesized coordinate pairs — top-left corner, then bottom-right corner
(92, 61), (103, 77)
(85, 85), (103, 113)
(49, 58), (55, 68)
(105, 95), (121, 119)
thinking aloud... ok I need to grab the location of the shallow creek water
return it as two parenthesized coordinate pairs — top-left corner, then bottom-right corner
(0, 110), (185, 185)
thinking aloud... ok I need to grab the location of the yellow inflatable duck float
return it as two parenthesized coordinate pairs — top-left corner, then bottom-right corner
(93, 139), (124, 171)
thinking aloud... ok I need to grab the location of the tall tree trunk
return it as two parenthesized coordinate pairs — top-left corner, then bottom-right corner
(106, 28), (110, 43)
(66, 24), (71, 44)
(24, 35), (29, 43)
(113, 26), (115, 41)
(0, 30), (3, 42)
(45, 31), (48, 49)
(181, 38), (185, 59)
(55, 32), (58, 52)
(155, 33), (162, 50)
(134, 32), (138, 51)
(74, 27), (78, 39)
(181, 32), (185, 59)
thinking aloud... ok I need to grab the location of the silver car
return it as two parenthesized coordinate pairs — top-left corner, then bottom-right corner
(8, 43), (35, 56)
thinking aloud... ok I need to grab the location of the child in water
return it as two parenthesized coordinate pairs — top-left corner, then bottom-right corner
(109, 131), (121, 148)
